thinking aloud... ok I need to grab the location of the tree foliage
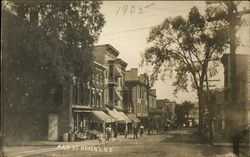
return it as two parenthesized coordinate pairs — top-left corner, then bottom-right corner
(175, 101), (195, 126)
(141, 5), (237, 131)
(2, 1), (105, 140)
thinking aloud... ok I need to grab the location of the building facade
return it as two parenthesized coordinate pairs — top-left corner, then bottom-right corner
(92, 45), (127, 110)
(221, 54), (249, 139)
(156, 99), (176, 127)
(124, 69), (149, 126)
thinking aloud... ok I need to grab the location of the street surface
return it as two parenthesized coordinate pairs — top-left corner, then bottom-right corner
(3, 129), (249, 157)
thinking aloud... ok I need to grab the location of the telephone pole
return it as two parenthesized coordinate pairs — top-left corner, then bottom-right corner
(207, 1), (250, 156)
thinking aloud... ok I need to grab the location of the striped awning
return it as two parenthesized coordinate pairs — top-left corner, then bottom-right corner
(106, 108), (131, 123)
(127, 114), (141, 123)
(118, 111), (132, 123)
(90, 111), (114, 123)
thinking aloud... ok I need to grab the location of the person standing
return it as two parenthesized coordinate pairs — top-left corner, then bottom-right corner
(133, 124), (138, 139)
(106, 125), (112, 142)
(124, 125), (128, 138)
(139, 125), (144, 137)
(113, 122), (118, 140)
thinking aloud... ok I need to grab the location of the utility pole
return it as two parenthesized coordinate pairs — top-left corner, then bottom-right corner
(146, 74), (150, 135)
(207, 1), (250, 156)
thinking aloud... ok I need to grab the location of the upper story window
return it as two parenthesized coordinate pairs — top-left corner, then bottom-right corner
(109, 64), (114, 79)
(109, 88), (113, 102)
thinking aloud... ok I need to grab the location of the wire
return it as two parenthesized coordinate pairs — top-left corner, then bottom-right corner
(101, 26), (154, 36)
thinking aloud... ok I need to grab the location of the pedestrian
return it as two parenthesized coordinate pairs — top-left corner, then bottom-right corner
(156, 124), (160, 134)
(106, 124), (112, 142)
(124, 125), (128, 138)
(139, 125), (144, 137)
(133, 124), (138, 139)
(113, 122), (118, 140)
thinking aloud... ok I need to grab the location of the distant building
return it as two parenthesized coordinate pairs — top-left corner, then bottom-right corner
(187, 103), (199, 127)
(149, 89), (157, 108)
(207, 90), (224, 133)
(124, 68), (156, 127)
(156, 99), (176, 123)
(221, 54), (249, 139)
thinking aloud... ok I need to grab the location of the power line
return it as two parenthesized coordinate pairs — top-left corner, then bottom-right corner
(101, 26), (154, 36)
(101, 23), (249, 37)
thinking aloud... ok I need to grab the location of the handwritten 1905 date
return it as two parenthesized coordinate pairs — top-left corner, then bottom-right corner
(116, 3), (155, 15)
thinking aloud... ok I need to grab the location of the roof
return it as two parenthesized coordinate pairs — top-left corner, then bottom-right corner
(116, 58), (128, 67)
(94, 44), (120, 57)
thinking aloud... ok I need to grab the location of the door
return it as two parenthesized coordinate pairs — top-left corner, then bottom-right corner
(48, 113), (58, 141)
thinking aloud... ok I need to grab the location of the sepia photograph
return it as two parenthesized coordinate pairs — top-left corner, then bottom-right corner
(1, 0), (250, 157)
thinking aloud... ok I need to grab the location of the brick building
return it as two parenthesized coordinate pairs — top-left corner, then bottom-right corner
(221, 53), (249, 139)
(124, 68), (157, 128)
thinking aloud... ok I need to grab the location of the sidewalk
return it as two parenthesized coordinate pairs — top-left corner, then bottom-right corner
(212, 142), (250, 147)
(2, 134), (136, 157)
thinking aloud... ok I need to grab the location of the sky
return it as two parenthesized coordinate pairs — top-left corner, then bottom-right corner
(96, 1), (250, 103)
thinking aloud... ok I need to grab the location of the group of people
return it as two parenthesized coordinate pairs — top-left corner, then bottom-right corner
(105, 123), (145, 141)
(133, 125), (144, 139)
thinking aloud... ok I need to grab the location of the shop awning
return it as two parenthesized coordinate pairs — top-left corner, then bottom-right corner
(106, 108), (130, 123)
(118, 111), (132, 123)
(127, 114), (141, 123)
(90, 111), (114, 123)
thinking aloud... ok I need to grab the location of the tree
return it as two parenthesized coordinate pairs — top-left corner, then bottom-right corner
(141, 6), (230, 133)
(182, 101), (195, 119)
(175, 101), (194, 127)
(2, 1), (105, 140)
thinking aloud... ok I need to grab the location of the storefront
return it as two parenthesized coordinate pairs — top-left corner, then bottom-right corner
(72, 106), (114, 140)
(127, 113), (141, 133)
(106, 108), (132, 134)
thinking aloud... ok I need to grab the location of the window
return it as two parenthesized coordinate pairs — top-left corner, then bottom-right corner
(109, 64), (114, 78)
(109, 88), (113, 102)
(120, 77), (123, 86)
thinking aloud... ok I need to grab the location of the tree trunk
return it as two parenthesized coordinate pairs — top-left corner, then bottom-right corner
(197, 88), (204, 134)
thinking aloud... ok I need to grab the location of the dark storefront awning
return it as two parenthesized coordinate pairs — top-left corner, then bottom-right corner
(149, 107), (165, 114)
(127, 114), (141, 123)
(90, 111), (114, 123)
